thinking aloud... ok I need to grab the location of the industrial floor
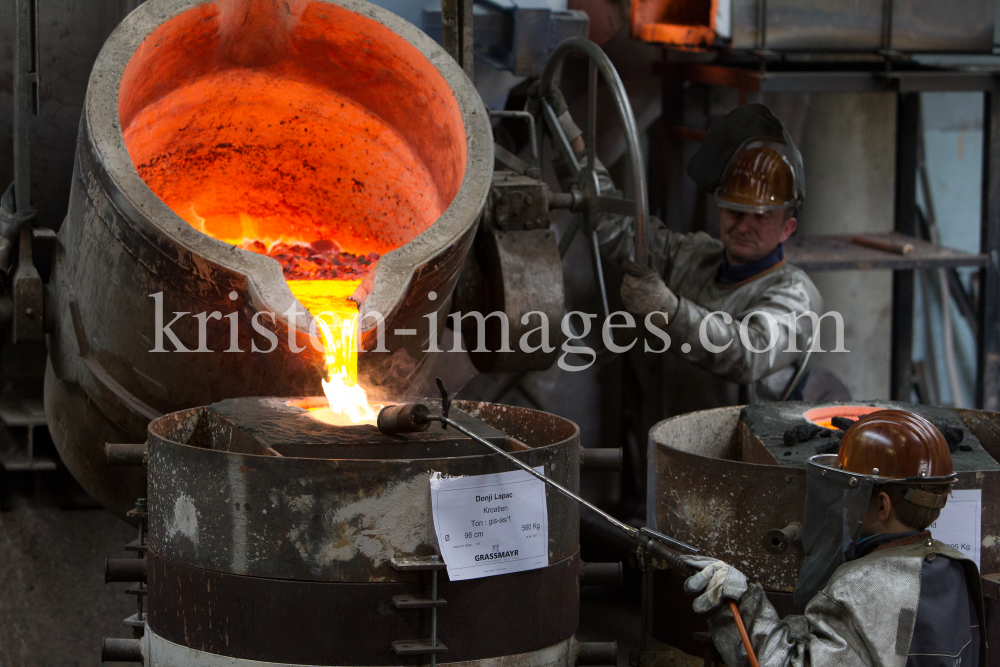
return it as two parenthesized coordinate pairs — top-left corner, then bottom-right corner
(0, 498), (136, 667)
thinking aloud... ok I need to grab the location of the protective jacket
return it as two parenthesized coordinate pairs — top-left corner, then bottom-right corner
(599, 208), (822, 413)
(709, 536), (986, 667)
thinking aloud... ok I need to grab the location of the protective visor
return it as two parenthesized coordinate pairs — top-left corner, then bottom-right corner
(793, 454), (956, 607)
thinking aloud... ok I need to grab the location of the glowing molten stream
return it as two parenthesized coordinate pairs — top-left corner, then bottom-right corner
(122, 68), (445, 425)
(288, 280), (382, 425)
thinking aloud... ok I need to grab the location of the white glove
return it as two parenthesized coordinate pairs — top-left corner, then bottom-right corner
(621, 261), (678, 318)
(681, 555), (748, 614)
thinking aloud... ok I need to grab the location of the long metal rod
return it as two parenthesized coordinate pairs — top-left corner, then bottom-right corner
(729, 600), (761, 667)
(438, 415), (637, 538)
(436, 414), (697, 557)
(487, 110), (539, 167)
(590, 231), (611, 322)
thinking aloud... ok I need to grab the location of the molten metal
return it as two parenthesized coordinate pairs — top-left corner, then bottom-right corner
(120, 0), (461, 422)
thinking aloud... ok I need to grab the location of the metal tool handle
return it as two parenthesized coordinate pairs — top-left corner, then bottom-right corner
(433, 414), (697, 556)
(643, 541), (759, 667)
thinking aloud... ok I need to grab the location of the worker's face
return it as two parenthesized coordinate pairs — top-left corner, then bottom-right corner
(718, 207), (797, 265)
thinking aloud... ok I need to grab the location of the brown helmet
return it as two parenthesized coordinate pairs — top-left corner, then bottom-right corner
(837, 409), (954, 481)
(716, 141), (798, 214)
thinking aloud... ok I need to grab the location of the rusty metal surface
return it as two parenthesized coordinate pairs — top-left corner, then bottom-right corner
(147, 399), (580, 583)
(208, 397), (511, 460)
(729, 0), (994, 52)
(147, 550), (579, 665)
(463, 228), (565, 373)
(647, 405), (1000, 596)
(740, 401), (997, 471)
(44, 0), (494, 519)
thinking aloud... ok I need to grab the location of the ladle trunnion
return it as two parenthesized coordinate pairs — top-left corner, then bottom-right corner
(101, 397), (625, 667)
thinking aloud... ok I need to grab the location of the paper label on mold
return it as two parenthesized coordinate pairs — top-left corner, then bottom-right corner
(929, 488), (982, 570)
(430, 467), (548, 581)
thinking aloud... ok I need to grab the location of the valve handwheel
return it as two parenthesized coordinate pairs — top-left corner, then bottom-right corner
(537, 37), (650, 321)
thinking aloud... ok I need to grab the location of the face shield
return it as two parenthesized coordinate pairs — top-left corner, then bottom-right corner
(794, 455), (875, 607)
(715, 139), (800, 215)
(794, 454), (958, 607)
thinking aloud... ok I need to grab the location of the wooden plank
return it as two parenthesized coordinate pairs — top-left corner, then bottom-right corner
(784, 232), (987, 272)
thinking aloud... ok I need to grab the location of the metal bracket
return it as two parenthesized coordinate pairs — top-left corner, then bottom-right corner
(390, 555), (448, 664)
(390, 556), (447, 571)
(12, 227), (43, 343)
(392, 594), (448, 609)
(441, 0), (474, 78)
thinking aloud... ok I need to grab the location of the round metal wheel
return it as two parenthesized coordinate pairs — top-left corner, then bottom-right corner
(537, 37), (650, 322)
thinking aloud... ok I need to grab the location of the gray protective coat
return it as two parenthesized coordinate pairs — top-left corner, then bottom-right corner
(708, 539), (986, 667)
(595, 186), (822, 412)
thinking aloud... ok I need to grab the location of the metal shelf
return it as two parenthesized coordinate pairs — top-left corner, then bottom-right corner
(785, 233), (987, 272)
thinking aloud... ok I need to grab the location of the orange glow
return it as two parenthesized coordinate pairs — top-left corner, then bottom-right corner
(287, 280), (383, 425)
(125, 69), (444, 255)
(804, 406), (881, 431)
(630, 0), (717, 48)
(119, 0), (470, 421)
(121, 68), (420, 421)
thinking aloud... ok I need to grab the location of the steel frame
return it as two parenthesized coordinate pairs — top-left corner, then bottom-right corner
(658, 56), (1000, 409)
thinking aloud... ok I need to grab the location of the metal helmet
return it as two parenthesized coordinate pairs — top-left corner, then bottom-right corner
(836, 409), (956, 485)
(687, 104), (806, 211)
(794, 409), (956, 607)
(715, 139), (799, 214)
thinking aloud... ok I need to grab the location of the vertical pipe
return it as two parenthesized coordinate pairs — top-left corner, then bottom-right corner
(429, 569), (438, 667)
(661, 58), (683, 233)
(460, 0), (473, 80)
(977, 84), (1000, 411)
(441, 0), (459, 71)
(13, 0), (34, 210)
(891, 93), (919, 401)
(441, 0), (473, 79)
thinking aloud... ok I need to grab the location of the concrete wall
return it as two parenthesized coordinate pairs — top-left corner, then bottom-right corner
(797, 93), (898, 400)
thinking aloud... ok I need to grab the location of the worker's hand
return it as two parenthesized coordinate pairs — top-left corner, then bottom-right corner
(621, 261), (678, 318)
(525, 82), (582, 146)
(681, 556), (748, 614)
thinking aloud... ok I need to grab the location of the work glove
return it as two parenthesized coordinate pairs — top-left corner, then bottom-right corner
(680, 555), (748, 614)
(621, 261), (678, 318)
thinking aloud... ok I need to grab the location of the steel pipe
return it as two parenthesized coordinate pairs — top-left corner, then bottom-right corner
(580, 561), (622, 587)
(104, 443), (147, 467)
(105, 557), (146, 583)
(763, 522), (802, 556)
(101, 638), (142, 663)
(580, 447), (623, 471)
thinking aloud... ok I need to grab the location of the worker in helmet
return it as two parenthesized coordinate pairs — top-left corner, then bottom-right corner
(541, 95), (822, 410)
(681, 410), (985, 667)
